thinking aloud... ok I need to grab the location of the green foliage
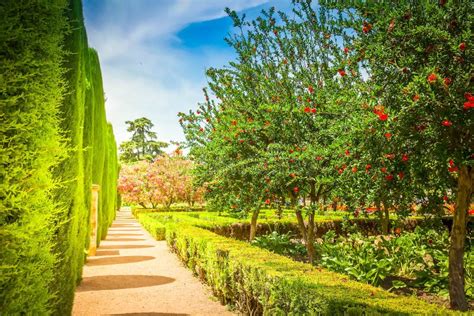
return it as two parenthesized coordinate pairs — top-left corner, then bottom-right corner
(119, 117), (168, 163)
(0, 0), (119, 313)
(0, 0), (68, 313)
(139, 214), (449, 314)
(252, 231), (307, 259)
(316, 228), (473, 299)
(137, 215), (167, 240)
(50, 0), (89, 312)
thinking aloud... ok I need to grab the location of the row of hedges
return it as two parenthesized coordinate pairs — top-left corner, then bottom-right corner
(134, 210), (463, 242)
(0, 0), (119, 314)
(137, 214), (450, 315)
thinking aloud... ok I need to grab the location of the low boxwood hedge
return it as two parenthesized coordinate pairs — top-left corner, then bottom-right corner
(138, 213), (453, 315)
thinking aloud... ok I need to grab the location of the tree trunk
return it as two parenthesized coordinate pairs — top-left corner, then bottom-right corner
(295, 208), (307, 242)
(306, 211), (316, 264)
(376, 200), (389, 235)
(449, 165), (473, 311)
(249, 208), (260, 241)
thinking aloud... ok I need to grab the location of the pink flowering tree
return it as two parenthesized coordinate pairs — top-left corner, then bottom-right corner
(118, 154), (204, 209)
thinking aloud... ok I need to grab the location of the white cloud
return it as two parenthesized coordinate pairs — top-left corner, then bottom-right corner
(84, 0), (268, 150)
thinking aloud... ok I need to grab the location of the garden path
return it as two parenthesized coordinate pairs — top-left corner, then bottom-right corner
(72, 208), (233, 316)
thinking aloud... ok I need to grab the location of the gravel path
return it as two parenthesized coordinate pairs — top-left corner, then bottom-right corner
(72, 208), (233, 316)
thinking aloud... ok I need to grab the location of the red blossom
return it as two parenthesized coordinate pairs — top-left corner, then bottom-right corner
(459, 42), (466, 51)
(385, 174), (394, 181)
(345, 149), (350, 156)
(398, 172), (404, 180)
(365, 164), (372, 171)
(378, 113), (388, 121)
(316, 156), (323, 161)
(442, 120), (452, 127)
(293, 187), (299, 193)
(448, 166), (459, 173)
(311, 108), (317, 114)
(427, 73), (437, 84)
(265, 199), (271, 205)
(443, 195), (449, 202)
(362, 22), (372, 34)
(381, 167), (387, 173)
(402, 154), (409, 162)
(443, 77), (452, 87)
(308, 85), (314, 94)
(352, 166), (358, 173)
(463, 93), (474, 109)
(413, 94), (420, 102)
(384, 133), (392, 140)
(469, 209), (474, 215)
(338, 69), (346, 77)
(343, 47), (349, 54)
(304, 107), (311, 113)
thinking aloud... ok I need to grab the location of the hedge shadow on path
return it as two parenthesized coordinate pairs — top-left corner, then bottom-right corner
(86, 256), (155, 266)
(76, 275), (175, 292)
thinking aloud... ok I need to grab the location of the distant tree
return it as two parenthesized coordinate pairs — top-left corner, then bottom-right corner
(119, 117), (168, 162)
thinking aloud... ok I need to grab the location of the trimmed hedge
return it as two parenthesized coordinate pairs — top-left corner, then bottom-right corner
(1, 0), (119, 313)
(139, 213), (451, 314)
(0, 0), (68, 313)
(50, 0), (89, 313)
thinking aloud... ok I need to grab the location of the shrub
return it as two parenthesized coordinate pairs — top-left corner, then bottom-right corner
(0, 0), (119, 313)
(139, 214), (450, 314)
(0, 0), (67, 313)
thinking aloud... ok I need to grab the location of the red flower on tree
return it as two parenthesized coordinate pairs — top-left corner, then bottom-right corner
(265, 199), (271, 205)
(464, 93), (474, 109)
(442, 120), (452, 127)
(308, 85), (314, 94)
(385, 174), (394, 181)
(381, 167), (387, 173)
(443, 77), (452, 87)
(402, 154), (409, 162)
(293, 187), (299, 193)
(459, 42), (466, 51)
(427, 73), (437, 84)
(378, 113), (388, 121)
(384, 133), (392, 140)
(362, 21), (372, 34)
(304, 106), (311, 113)
(343, 47), (349, 54)
(338, 69), (346, 77)
(413, 94), (420, 102)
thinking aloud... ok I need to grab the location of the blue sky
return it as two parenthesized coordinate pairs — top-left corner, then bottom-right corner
(83, 0), (290, 150)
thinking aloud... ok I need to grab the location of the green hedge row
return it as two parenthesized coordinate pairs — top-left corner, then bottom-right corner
(138, 214), (450, 315)
(0, 0), (119, 314)
(0, 1), (68, 313)
(134, 211), (426, 241)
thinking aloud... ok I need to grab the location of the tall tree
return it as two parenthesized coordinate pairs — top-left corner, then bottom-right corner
(119, 117), (167, 162)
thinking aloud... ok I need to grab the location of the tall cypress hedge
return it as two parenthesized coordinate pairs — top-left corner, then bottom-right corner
(0, 1), (68, 313)
(50, 0), (89, 313)
(1, 0), (119, 313)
